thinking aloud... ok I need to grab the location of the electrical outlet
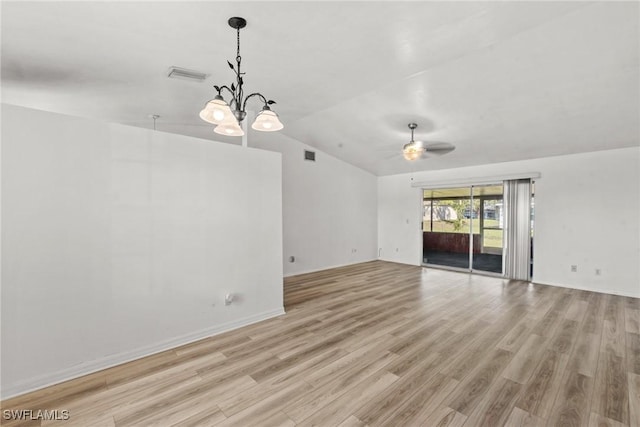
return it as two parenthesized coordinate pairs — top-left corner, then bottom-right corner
(571, 265), (577, 272)
(224, 293), (234, 306)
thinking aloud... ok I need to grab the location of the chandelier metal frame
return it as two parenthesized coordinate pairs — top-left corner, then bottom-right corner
(199, 17), (283, 136)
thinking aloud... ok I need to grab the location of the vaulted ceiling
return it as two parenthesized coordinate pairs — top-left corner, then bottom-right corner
(2, 1), (638, 175)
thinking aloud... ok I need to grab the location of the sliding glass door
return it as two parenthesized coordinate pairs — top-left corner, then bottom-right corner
(422, 187), (472, 270)
(422, 184), (504, 275)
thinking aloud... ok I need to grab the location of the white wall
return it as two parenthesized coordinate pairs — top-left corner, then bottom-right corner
(1, 104), (284, 398)
(251, 132), (378, 276)
(378, 147), (640, 297)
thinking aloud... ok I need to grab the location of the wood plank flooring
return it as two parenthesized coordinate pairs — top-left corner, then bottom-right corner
(2, 261), (638, 426)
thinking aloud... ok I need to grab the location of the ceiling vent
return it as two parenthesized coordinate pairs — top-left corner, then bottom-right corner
(304, 150), (316, 162)
(167, 66), (208, 82)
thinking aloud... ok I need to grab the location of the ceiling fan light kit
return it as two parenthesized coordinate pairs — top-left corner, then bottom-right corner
(199, 17), (283, 135)
(402, 123), (423, 161)
(402, 144), (422, 161)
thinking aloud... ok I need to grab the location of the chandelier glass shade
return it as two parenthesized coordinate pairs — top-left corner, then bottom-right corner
(252, 107), (284, 132)
(214, 120), (245, 137)
(199, 95), (234, 125)
(200, 17), (283, 136)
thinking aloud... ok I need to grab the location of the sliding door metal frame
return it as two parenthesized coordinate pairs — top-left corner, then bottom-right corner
(422, 184), (505, 278)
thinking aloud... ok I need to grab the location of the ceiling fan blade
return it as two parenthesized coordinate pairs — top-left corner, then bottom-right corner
(424, 143), (455, 155)
(424, 147), (455, 155)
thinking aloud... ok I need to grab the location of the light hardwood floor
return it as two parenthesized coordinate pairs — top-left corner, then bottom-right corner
(2, 261), (638, 426)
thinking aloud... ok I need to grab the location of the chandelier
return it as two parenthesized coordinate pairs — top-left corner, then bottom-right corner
(199, 17), (283, 137)
(403, 123), (422, 161)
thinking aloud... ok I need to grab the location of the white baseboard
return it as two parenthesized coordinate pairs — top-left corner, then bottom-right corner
(532, 279), (639, 298)
(378, 257), (421, 267)
(283, 258), (377, 277)
(1, 307), (285, 400)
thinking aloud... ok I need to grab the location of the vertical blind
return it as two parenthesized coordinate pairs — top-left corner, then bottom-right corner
(503, 178), (532, 280)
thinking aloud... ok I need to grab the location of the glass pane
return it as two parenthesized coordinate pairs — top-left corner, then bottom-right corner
(423, 200), (431, 231)
(472, 184), (503, 274)
(422, 188), (471, 269)
(482, 199), (503, 250)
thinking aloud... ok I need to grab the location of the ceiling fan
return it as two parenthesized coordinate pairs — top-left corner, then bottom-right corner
(401, 123), (455, 161)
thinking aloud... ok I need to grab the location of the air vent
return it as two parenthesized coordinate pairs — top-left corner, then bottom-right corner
(304, 150), (316, 162)
(167, 66), (208, 82)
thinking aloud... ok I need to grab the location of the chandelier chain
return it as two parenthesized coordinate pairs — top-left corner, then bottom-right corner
(236, 27), (241, 61)
(234, 26), (243, 113)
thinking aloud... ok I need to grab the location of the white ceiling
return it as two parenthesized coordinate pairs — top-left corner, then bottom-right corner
(2, 1), (638, 176)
